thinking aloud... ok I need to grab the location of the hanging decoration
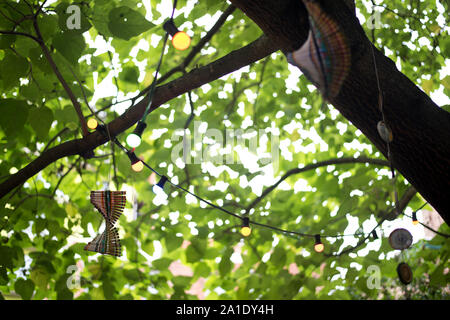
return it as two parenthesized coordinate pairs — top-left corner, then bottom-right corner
(286, 0), (351, 100)
(397, 262), (413, 285)
(85, 226), (122, 257)
(90, 190), (126, 226)
(388, 228), (414, 287)
(388, 228), (413, 250)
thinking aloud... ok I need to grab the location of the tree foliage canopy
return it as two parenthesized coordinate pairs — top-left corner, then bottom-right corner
(0, 0), (449, 300)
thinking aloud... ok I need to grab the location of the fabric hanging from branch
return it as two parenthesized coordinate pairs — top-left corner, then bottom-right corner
(287, 0), (351, 99)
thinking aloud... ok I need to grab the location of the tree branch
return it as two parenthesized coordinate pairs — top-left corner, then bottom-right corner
(230, 0), (450, 222)
(137, 4), (237, 100)
(32, 18), (89, 136)
(0, 35), (278, 200)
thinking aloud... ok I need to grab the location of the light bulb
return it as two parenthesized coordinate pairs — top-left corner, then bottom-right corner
(172, 31), (191, 51)
(127, 133), (141, 148)
(314, 234), (324, 253)
(127, 151), (144, 172)
(163, 19), (191, 51)
(240, 226), (251, 237)
(314, 243), (324, 253)
(131, 160), (144, 172)
(87, 118), (98, 130)
(240, 217), (251, 237)
(153, 176), (168, 194)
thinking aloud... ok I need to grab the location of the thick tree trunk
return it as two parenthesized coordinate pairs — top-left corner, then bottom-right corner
(230, 0), (450, 223)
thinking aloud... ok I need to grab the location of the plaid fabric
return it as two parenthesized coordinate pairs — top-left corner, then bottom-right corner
(90, 191), (126, 226)
(289, 0), (351, 99)
(84, 227), (122, 257)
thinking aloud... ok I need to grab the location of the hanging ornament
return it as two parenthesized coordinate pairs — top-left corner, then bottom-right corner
(397, 262), (413, 285)
(286, 0), (351, 99)
(377, 120), (393, 143)
(85, 190), (126, 257)
(84, 227), (122, 257)
(388, 228), (413, 250)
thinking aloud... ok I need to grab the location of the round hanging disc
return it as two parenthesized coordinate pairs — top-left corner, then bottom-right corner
(397, 262), (413, 285)
(388, 228), (413, 250)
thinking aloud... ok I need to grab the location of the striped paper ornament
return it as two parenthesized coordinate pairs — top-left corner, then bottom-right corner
(287, 0), (351, 99)
(84, 226), (122, 257)
(90, 190), (126, 226)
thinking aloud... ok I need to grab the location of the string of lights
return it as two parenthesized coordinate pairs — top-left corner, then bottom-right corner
(92, 126), (437, 254)
(126, 0), (191, 149)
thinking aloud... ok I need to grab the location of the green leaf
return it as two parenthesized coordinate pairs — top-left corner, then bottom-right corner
(164, 233), (183, 253)
(218, 248), (233, 277)
(102, 280), (116, 299)
(185, 239), (207, 263)
(0, 53), (28, 89)
(14, 278), (35, 300)
(52, 31), (86, 65)
(430, 264), (446, 287)
(0, 34), (16, 49)
(0, 266), (8, 285)
(30, 266), (50, 290)
(92, 0), (116, 37)
(119, 66), (140, 84)
(0, 99), (30, 138)
(0, 246), (14, 269)
(152, 258), (172, 271)
(55, 274), (74, 300)
(270, 247), (287, 268)
(29, 106), (54, 140)
(108, 6), (155, 40)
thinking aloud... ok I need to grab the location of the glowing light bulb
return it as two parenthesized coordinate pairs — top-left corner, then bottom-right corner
(127, 121), (147, 148)
(163, 19), (191, 51)
(131, 160), (144, 172)
(240, 217), (251, 237)
(314, 234), (324, 253)
(241, 226), (251, 237)
(127, 133), (141, 148)
(172, 31), (191, 51)
(127, 151), (144, 172)
(87, 118), (98, 130)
